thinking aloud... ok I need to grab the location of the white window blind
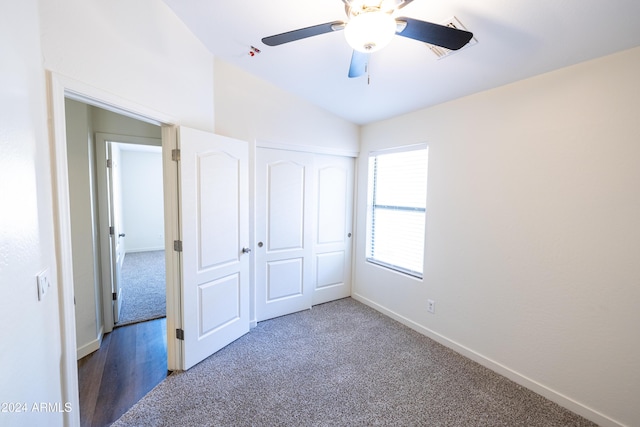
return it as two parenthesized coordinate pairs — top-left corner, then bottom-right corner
(367, 146), (428, 278)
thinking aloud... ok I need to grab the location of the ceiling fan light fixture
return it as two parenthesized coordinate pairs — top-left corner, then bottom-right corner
(347, 0), (400, 13)
(344, 10), (397, 53)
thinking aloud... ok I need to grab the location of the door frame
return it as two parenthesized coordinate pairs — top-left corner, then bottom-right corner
(47, 71), (182, 427)
(95, 134), (162, 332)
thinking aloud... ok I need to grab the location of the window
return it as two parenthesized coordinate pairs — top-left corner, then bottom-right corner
(366, 145), (428, 278)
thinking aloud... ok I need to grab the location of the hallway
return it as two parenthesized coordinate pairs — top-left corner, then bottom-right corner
(77, 318), (167, 426)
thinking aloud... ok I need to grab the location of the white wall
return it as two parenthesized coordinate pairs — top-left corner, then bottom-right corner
(39, 0), (215, 131)
(0, 1), (65, 426)
(214, 59), (359, 154)
(0, 1), (216, 424)
(354, 46), (640, 427)
(120, 147), (165, 252)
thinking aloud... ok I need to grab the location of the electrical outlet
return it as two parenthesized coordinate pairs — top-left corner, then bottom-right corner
(36, 268), (51, 301)
(427, 299), (435, 314)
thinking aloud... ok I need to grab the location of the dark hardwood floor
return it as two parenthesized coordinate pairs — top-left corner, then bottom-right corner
(77, 318), (168, 427)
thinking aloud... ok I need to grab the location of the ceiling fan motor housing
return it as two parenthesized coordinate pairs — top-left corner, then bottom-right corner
(345, 0), (404, 16)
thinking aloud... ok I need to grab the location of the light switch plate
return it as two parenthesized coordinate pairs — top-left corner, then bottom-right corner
(37, 268), (51, 301)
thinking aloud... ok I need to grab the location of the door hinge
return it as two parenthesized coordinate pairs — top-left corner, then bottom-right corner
(173, 240), (183, 252)
(109, 226), (115, 236)
(176, 328), (184, 340)
(112, 292), (117, 301)
(171, 149), (181, 162)
(106, 158), (112, 168)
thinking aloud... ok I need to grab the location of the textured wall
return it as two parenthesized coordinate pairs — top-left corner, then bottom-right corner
(0, 1), (64, 426)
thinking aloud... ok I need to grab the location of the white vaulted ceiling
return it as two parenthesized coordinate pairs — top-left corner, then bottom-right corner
(161, 0), (640, 124)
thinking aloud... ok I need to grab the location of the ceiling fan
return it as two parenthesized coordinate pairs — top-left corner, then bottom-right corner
(261, 0), (474, 78)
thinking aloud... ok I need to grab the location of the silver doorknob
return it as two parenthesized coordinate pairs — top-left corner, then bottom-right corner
(119, 233), (126, 237)
(242, 247), (252, 254)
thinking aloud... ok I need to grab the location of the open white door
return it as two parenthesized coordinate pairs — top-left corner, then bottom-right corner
(178, 127), (250, 370)
(106, 142), (125, 323)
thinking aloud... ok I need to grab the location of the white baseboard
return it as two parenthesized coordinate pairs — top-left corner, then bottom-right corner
(351, 293), (623, 427)
(126, 246), (165, 254)
(76, 327), (104, 360)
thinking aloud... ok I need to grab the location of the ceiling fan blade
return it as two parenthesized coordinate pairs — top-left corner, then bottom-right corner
(348, 50), (369, 78)
(396, 17), (473, 50)
(262, 21), (345, 46)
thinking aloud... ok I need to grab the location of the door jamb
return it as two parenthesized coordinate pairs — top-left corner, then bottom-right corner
(47, 71), (182, 427)
(94, 134), (163, 333)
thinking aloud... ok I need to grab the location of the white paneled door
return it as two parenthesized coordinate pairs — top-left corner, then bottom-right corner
(255, 149), (314, 321)
(178, 127), (250, 370)
(256, 148), (354, 322)
(312, 154), (354, 305)
(106, 142), (125, 323)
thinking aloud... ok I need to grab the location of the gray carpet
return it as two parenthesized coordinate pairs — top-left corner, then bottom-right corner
(116, 250), (166, 327)
(113, 298), (595, 427)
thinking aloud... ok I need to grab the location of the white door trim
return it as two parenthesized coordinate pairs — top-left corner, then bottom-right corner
(256, 139), (359, 158)
(46, 71), (181, 427)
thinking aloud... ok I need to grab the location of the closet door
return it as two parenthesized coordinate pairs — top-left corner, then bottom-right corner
(255, 148), (355, 322)
(312, 154), (354, 305)
(255, 148), (314, 321)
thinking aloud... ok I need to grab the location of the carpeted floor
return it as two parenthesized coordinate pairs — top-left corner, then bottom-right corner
(116, 250), (166, 327)
(113, 298), (595, 426)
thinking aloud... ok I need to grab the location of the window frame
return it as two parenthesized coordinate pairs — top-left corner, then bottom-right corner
(366, 144), (428, 279)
